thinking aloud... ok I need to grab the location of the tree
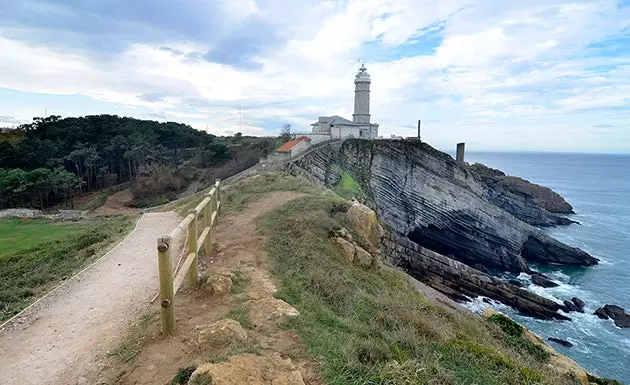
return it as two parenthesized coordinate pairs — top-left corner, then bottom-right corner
(281, 124), (292, 141)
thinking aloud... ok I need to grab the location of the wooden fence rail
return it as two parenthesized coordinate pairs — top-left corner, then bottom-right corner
(156, 179), (221, 335)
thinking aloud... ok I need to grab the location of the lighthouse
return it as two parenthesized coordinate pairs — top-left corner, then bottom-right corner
(353, 63), (371, 124)
(309, 63), (379, 140)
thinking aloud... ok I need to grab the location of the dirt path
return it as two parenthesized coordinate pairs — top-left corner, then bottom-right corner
(108, 191), (322, 384)
(94, 188), (140, 215)
(0, 212), (183, 385)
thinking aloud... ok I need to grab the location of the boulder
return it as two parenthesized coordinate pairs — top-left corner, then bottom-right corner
(354, 245), (373, 267)
(563, 300), (578, 313)
(571, 297), (585, 312)
(189, 353), (303, 385)
(206, 275), (232, 295)
(347, 201), (384, 252)
(197, 319), (247, 347)
(332, 237), (355, 263)
(602, 305), (630, 328)
(531, 273), (559, 288)
(594, 308), (609, 320)
(508, 279), (524, 288)
(548, 337), (574, 348)
(330, 227), (354, 243)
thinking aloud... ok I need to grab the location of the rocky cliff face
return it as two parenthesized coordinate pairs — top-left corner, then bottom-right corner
(468, 163), (575, 226)
(286, 139), (598, 319)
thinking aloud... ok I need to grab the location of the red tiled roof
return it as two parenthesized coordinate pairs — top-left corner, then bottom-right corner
(276, 136), (311, 153)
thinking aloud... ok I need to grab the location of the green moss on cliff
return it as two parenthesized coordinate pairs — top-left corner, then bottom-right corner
(333, 171), (364, 201)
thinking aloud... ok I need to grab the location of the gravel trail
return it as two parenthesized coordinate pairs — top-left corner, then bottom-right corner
(0, 212), (183, 385)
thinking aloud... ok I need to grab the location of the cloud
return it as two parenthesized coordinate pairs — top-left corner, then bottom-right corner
(0, 0), (629, 152)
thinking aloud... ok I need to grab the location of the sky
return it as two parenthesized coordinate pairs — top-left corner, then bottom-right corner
(0, 0), (629, 153)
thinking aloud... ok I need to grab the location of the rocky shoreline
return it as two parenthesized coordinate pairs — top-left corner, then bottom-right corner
(286, 139), (599, 321)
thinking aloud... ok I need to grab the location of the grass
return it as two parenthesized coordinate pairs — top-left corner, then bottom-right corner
(222, 305), (253, 330)
(174, 172), (318, 216)
(255, 188), (581, 385)
(0, 215), (135, 321)
(0, 219), (82, 256)
(107, 311), (158, 363)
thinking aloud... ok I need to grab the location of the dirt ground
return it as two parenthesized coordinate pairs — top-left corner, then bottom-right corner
(94, 188), (140, 216)
(101, 191), (323, 385)
(0, 212), (183, 385)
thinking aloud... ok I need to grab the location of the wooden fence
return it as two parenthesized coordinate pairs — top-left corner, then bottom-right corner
(156, 179), (221, 335)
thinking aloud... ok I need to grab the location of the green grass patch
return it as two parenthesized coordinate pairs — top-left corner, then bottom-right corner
(0, 219), (82, 256)
(174, 172), (318, 216)
(222, 305), (253, 330)
(230, 270), (250, 294)
(333, 171), (364, 200)
(487, 314), (550, 361)
(0, 215), (135, 321)
(256, 190), (580, 385)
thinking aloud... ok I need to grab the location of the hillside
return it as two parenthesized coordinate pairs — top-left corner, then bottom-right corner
(0, 115), (278, 210)
(94, 173), (617, 385)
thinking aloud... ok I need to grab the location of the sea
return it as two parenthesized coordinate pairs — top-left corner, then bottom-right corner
(458, 152), (630, 383)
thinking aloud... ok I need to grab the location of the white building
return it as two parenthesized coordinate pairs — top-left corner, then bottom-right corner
(310, 64), (379, 140)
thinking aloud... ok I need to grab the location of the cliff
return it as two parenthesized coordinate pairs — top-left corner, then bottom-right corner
(469, 162), (576, 226)
(286, 139), (598, 319)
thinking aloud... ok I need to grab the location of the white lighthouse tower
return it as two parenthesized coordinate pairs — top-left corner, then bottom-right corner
(353, 63), (371, 124)
(309, 63), (379, 140)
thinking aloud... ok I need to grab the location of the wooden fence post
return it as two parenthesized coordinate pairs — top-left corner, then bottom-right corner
(157, 236), (175, 335)
(203, 191), (213, 256)
(187, 209), (199, 289)
(215, 179), (221, 213)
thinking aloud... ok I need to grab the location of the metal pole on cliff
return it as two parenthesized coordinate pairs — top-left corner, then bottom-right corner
(417, 120), (422, 141)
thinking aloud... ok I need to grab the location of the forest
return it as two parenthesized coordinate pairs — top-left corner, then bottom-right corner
(0, 115), (276, 209)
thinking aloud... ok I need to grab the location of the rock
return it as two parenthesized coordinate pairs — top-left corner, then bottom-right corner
(197, 319), (247, 347)
(346, 201), (384, 252)
(248, 296), (300, 325)
(332, 237), (355, 263)
(482, 297), (492, 304)
(508, 279), (524, 287)
(330, 227), (354, 243)
(531, 273), (559, 288)
(271, 371), (306, 385)
(385, 235), (570, 320)
(563, 300), (578, 313)
(189, 353), (304, 385)
(469, 163), (575, 217)
(288, 139), (597, 274)
(594, 307), (609, 320)
(571, 297), (585, 312)
(354, 245), (373, 267)
(206, 275), (232, 295)
(548, 337), (574, 348)
(602, 305), (630, 328)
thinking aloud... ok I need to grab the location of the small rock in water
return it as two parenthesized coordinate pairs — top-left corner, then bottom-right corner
(563, 300), (578, 313)
(507, 279), (524, 288)
(594, 307), (610, 320)
(531, 272), (560, 288)
(482, 297), (492, 304)
(571, 297), (585, 312)
(548, 337), (574, 348)
(602, 304), (630, 328)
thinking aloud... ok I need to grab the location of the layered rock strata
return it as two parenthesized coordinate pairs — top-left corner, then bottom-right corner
(286, 139), (598, 319)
